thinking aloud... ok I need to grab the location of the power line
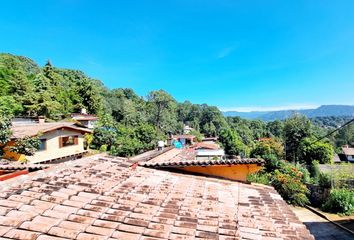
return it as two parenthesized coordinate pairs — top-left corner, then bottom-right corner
(312, 118), (354, 144)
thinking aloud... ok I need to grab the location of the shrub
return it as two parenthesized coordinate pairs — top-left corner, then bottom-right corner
(246, 172), (270, 185)
(263, 154), (282, 172)
(271, 169), (310, 206)
(99, 144), (107, 152)
(319, 172), (332, 188)
(322, 189), (354, 215)
(309, 160), (320, 184)
(247, 161), (310, 206)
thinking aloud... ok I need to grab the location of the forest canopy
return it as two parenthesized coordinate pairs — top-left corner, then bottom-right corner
(0, 53), (351, 158)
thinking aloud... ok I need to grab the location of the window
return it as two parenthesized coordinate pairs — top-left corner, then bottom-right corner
(38, 139), (46, 151)
(59, 135), (78, 148)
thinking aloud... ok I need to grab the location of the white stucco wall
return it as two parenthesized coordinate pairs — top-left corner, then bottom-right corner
(26, 129), (86, 163)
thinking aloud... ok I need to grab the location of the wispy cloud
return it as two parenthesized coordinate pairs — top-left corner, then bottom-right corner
(221, 104), (319, 112)
(216, 45), (238, 59)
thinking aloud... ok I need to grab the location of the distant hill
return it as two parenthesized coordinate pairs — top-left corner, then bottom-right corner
(223, 105), (354, 121)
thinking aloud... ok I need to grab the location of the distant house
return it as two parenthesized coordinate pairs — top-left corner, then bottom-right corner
(71, 109), (98, 129)
(341, 146), (354, 162)
(183, 125), (194, 134)
(141, 148), (264, 182)
(201, 136), (218, 144)
(191, 142), (225, 160)
(172, 134), (196, 146)
(3, 121), (92, 164)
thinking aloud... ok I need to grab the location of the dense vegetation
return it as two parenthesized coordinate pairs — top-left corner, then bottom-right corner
(2, 53), (351, 157)
(0, 116), (40, 162)
(2, 53), (354, 210)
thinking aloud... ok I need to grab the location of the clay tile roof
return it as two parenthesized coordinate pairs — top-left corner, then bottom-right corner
(11, 122), (92, 139)
(0, 155), (313, 240)
(172, 134), (196, 140)
(342, 147), (354, 155)
(139, 148), (265, 168)
(191, 142), (220, 150)
(0, 161), (49, 171)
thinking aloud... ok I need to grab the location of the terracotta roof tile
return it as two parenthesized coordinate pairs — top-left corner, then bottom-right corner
(342, 146), (354, 155)
(0, 155), (313, 240)
(11, 122), (92, 139)
(140, 148), (264, 168)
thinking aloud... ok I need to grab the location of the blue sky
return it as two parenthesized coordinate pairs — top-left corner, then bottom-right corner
(1, 1), (354, 111)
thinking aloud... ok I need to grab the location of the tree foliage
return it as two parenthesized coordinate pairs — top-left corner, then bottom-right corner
(283, 114), (312, 162)
(298, 137), (334, 164)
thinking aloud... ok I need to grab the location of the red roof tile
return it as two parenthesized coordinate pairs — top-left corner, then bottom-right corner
(0, 156), (313, 240)
(139, 148), (265, 168)
(11, 122), (92, 139)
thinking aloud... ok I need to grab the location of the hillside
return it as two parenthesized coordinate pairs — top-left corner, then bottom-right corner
(224, 105), (354, 121)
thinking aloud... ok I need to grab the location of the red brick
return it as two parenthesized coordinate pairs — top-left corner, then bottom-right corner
(4, 229), (41, 240)
(53, 205), (78, 214)
(48, 226), (81, 239)
(118, 223), (145, 234)
(124, 218), (149, 227)
(172, 226), (196, 236)
(77, 209), (101, 218)
(78, 192), (99, 199)
(68, 214), (96, 224)
(169, 233), (195, 240)
(21, 190), (44, 199)
(31, 199), (56, 210)
(58, 220), (88, 231)
(76, 232), (108, 240)
(43, 209), (71, 219)
(8, 195), (34, 204)
(0, 226), (12, 236)
(93, 219), (119, 229)
(0, 215), (25, 227)
(0, 206), (10, 216)
(0, 200), (23, 209)
(111, 231), (141, 240)
(197, 224), (218, 233)
(143, 228), (169, 239)
(37, 235), (69, 240)
(62, 199), (86, 208)
(86, 225), (115, 236)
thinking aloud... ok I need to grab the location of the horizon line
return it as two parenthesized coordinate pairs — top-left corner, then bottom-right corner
(220, 104), (320, 113)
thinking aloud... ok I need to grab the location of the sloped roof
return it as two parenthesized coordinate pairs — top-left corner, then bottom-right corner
(172, 135), (196, 140)
(11, 122), (92, 139)
(191, 142), (220, 150)
(342, 147), (354, 156)
(139, 148), (264, 168)
(0, 156), (313, 240)
(71, 113), (99, 121)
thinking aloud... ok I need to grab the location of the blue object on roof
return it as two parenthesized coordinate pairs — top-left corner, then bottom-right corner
(174, 141), (183, 149)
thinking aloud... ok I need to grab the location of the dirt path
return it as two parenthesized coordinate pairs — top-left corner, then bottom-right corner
(291, 206), (354, 240)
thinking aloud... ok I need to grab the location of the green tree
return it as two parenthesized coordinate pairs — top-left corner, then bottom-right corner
(298, 137), (334, 164)
(0, 116), (12, 157)
(0, 96), (23, 116)
(267, 120), (284, 138)
(147, 90), (177, 132)
(219, 128), (247, 156)
(10, 136), (41, 156)
(284, 114), (312, 163)
(251, 138), (284, 160)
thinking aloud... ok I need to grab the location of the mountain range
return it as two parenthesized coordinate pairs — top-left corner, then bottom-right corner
(223, 105), (354, 121)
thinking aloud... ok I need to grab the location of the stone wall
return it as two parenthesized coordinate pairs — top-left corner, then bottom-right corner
(307, 184), (331, 207)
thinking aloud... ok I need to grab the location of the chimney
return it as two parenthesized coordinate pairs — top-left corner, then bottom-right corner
(81, 108), (87, 114)
(38, 116), (45, 124)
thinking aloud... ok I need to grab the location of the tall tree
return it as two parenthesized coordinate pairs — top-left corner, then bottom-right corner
(147, 90), (177, 132)
(283, 114), (312, 162)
